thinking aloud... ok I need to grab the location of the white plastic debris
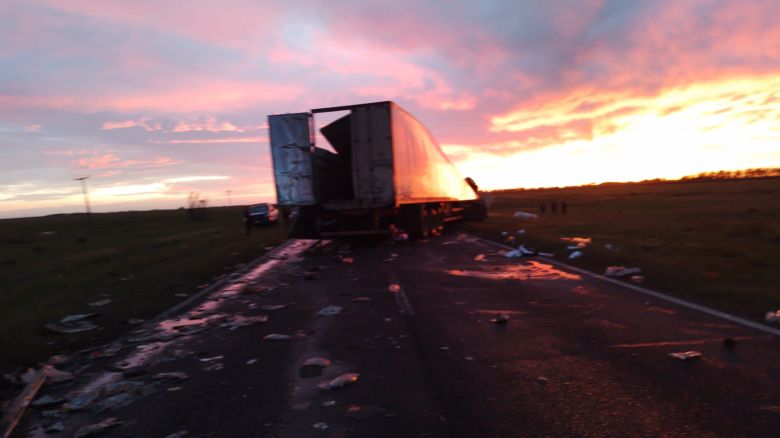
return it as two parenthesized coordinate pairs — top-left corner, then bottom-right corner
(568, 251), (583, 259)
(317, 306), (343, 316)
(87, 298), (112, 307)
(313, 422), (329, 430)
(669, 351), (702, 361)
(604, 266), (642, 277)
(322, 400), (336, 407)
(513, 211), (539, 220)
(198, 356), (223, 363)
(490, 314), (510, 324)
(516, 229), (525, 234)
(501, 231), (508, 236)
(263, 334), (292, 341)
(318, 373), (359, 390)
(260, 304), (288, 311)
(246, 359), (258, 365)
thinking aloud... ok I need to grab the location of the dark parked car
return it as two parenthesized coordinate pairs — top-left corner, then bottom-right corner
(244, 203), (279, 233)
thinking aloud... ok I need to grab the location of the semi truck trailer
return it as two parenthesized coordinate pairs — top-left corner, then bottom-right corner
(268, 101), (487, 239)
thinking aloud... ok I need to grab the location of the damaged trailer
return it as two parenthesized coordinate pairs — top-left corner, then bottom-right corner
(269, 101), (487, 238)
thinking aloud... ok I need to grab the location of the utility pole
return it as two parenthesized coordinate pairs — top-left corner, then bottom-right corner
(226, 190), (232, 206)
(74, 176), (92, 217)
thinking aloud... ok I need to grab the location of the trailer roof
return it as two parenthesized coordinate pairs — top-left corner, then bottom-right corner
(311, 100), (392, 114)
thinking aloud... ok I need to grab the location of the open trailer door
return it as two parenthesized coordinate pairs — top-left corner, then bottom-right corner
(268, 113), (316, 206)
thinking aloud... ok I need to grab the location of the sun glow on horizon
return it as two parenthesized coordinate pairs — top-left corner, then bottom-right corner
(446, 75), (780, 190)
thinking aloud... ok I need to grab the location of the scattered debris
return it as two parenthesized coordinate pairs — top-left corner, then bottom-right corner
(568, 251), (583, 259)
(473, 254), (486, 262)
(490, 314), (510, 324)
(500, 231), (508, 236)
(464, 356), (474, 361)
(152, 372), (189, 381)
(438, 346), (450, 351)
(31, 394), (64, 408)
(538, 252), (555, 257)
(669, 351), (702, 361)
(45, 313), (101, 334)
(98, 392), (136, 411)
(246, 359), (258, 365)
(45, 421), (65, 433)
(260, 304), (289, 311)
(505, 244), (538, 258)
(387, 284), (402, 293)
(318, 373), (359, 390)
(630, 275), (645, 283)
(303, 357), (332, 367)
(65, 390), (100, 411)
(164, 431), (189, 438)
(0, 368), (45, 438)
(263, 334), (292, 341)
(604, 266), (642, 277)
(322, 400), (336, 407)
(87, 298), (112, 307)
(42, 365), (73, 384)
(605, 243), (617, 251)
(341, 257), (354, 264)
(203, 362), (223, 372)
(536, 376), (549, 383)
(317, 306), (343, 316)
(723, 338), (738, 350)
(312, 422), (329, 430)
(226, 314), (269, 328)
(347, 404), (386, 421)
(198, 356), (223, 363)
(174, 293), (189, 298)
(513, 211), (538, 220)
(765, 310), (780, 323)
(561, 237), (591, 248)
(516, 229), (525, 234)
(73, 417), (122, 438)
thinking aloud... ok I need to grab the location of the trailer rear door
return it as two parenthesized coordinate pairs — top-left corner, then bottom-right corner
(269, 113), (316, 206)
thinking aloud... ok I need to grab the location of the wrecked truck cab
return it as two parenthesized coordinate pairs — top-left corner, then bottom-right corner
(268, 101), (487, 239)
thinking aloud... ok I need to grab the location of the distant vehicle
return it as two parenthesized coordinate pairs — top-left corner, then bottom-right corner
(268, 101), (487, 238)
(245, 203), (279, 227)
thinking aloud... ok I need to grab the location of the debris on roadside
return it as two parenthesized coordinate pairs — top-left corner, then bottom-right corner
(87, 298), (112, 307)
(438, 346), (450, 351)
(246, 359), (258, 365)
(605, 243), (617, 251)
(322, 400), (336, 407)
(73, 417), (122, 438)
(45, 314), (100, 334)
(568, 251), (583, 259)
(313, 422), (329, 430)
(347, 404), (386, 421)
(260, 304), (289, 311)
(630, 275), (645, 283)
(604, 266), (642, 277)
(303, 357), (332, 367)
(474, 254), (486, 262)
(198, 356), (223, 363)
(45, 421), (65, 433)
(516, 229), (525, 234)
(341, 257), (354, 264)
(318, 373), (359, 390)
(668, 351), (702, 361)
(31, 394), (64, 408)
(41, 365), (73, 384)
(505, 245), (538, 258)
(127, 318), (145, 325)
(317, 306), (343, 316)
(561, 237), (591, 248)
(513, 211), (538, 220)
(263, 334), (292, 341)
(765, 310), (780, 323)
(387, 284), (401, 293)
(164, 431), (189, 438)
(225, 314), (269, 329)
(490, 314), (510, 324)
(152, 372), (189, 381)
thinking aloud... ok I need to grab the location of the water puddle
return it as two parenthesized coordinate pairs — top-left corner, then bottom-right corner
(447, 261), (581, 281)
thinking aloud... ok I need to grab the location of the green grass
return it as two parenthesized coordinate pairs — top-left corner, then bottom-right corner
(0, 207), (286, 375)
(462, 177), (780, 320)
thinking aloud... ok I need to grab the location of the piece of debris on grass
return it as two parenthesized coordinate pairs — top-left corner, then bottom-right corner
(474, 254), (486, 262)
(87, 298), (112, 307)
(246, 359), (258, 365)
(568, 251), (583, 259)
(226, 314), (269, 328)
(630, 275), (645, 283)
(318, 373), (359, 390)
(317, 306), (343, 316)
(322, 400), (336, 407)
(73, 417), (122, 438)
(263, 334), (292, 341)
(347, 404), (386, 421)
(198, 356), (223, 363)
(387, 284), (401, 293)
(65, 390), (100, 411)
(668, 351), (702, 361)
(164, 431), (189, 438)
(312, 422), (329, 430)
(45, 421), (65, 433)
(490, 314), (511, 324)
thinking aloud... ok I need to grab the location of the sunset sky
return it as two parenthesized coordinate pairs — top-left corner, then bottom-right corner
(2, 0), (779, 218)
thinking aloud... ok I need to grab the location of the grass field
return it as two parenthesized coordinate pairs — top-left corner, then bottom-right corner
(0, 207), (286, 375)
(462, 177), (780, 322)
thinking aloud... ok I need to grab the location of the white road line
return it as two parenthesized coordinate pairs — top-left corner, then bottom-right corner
(388, 271), (415, 316)
(475, 236), (780, 337)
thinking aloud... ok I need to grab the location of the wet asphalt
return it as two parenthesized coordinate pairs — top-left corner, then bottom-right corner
(21, 235), (780, 437)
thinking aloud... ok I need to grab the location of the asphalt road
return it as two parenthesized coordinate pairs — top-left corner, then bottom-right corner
(20, 235), (780, 437)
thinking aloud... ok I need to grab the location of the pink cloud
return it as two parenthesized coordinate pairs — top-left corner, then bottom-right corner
(76, 153), (179, 170)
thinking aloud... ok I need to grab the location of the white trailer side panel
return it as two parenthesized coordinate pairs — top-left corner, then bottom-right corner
(350, 104), (395, 206)
(390, 104), (477, 204)
(268, 113), (316, 206)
